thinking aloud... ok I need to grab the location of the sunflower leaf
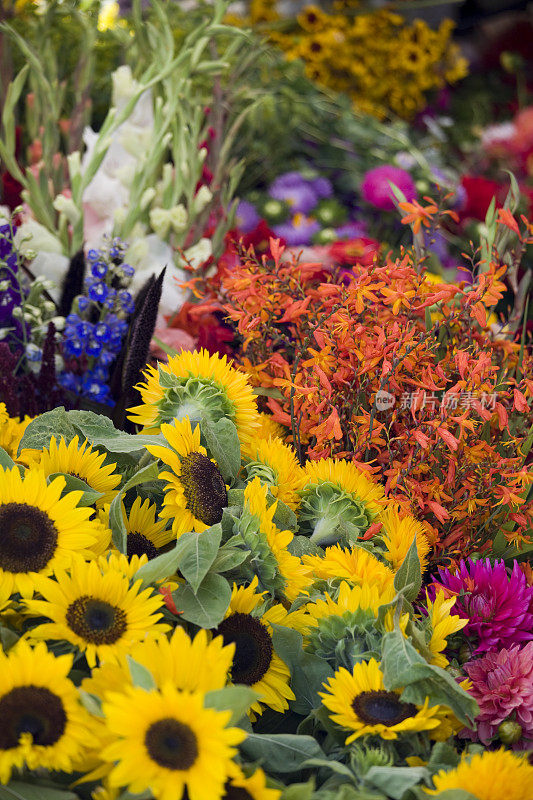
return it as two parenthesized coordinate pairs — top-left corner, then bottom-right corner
(364, 767), (430, 799)
(127, 656), (157, 691)
(79, 690), (104, 718)
(393, 535), (422, 601)
(381, 631), (479, 727)
(240, 732), (327, 774)
(110, 462), (160, 552)
(175, 525), (222, 593)
(0, 784), (79, 800)
(47, 472), (104, 507)
(210, 545), (248, 573)
(200, 416), (241, 484)
(270, 495), (298, 532)
(0, 446), (15, 469)
(17, 407), (77, 455)
(204, 685), (258, 725)
(271, 625), (334, 715)
(171, 572), (231, 628)
(68, 410), (167, 455)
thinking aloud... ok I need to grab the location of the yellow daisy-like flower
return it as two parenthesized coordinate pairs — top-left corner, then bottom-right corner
(25, 556), (169, 667)
(299, 459), (387, 545)
(101, 683), (246, 800)
(0, 466), (99, 597)
(303, 543), (395, 594)
(426, 590), (468, 668)
(377, 505), (431, 573)
(0, 639), (96, 784)
(255, 412), (286, 442)
(425, 749), (533, 799)
(212, 577), (296, 716)
(0, 402), (32, 459)
(224, 764), (282, 800)
(319, 658), (441, 743)
(20, 436), (121, 508)
(242, 477), (311, 602)
(429, 677), (472, 742)
(147, 418), (228, 537)
(98, 550), (149, 580)
(242, 435), (305, 511)
(122, 496), (174, 559)
(128, 347), (259, 446)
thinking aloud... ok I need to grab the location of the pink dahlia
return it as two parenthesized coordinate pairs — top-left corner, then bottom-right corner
(360, 165), (416, 211)
(433, 559), (533, 654)
(463, 642), (533, 751)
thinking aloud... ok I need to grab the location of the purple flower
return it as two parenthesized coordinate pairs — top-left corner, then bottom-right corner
(272, 214), (320, 247)
(463, 642), (533, 750)
(311, 176), (333, 199)
(269, 171), (309, 191)
(432, 559), (533, 654)
(335, 221), (367, 240)
(235, 200), (260, 233)
(361, 165), (416, 211)
(269, 180), (318, 215)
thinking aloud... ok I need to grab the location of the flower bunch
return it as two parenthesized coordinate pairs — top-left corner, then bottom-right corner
(232, 4), (468, 119)
(0, 346), (516, 799)
(193, 201), (533, 559)
(58, 239), (134, 405)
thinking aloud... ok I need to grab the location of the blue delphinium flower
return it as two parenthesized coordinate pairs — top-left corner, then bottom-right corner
(59, 237), (134, 407)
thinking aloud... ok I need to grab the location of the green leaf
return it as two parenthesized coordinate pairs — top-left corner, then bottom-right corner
(68, 410), (166, 455)
(425, 306), (433, 332)
(271, 625), (333, 714)
(0, 446), (15, 470)
(127, 656), (157, 691)
(133, 544), (183, 586)
(280, 781), (315, 800)
(47, 472), (104, 507)
(393, 536), (422, 601)
(301, 758), (353, 778)
(381, 631), (478, 727)
(210, 545), (248, 573)
(288, 536), (320, 558)
(226, 488), (245, 507)
(172, 572), (231, 628)
(17, 407), (77, 454)
(427, 742), (460, 773)
(0, 784), (79, 800)
(420, 792), (478, 800)
(241, 732), (326, 773)
(110, 462), (161, 552)
(271, 496), (298, 532)
(175, 525), (222, 593)
(0, 625), (19, 652)
(364, 767), (429, 799)
(79, 690), (104, 718)
(204, 685), (258, 724)
(201, 416), (241, 484)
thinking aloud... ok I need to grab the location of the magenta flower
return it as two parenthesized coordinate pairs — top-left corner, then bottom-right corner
(463, 642), (533, 751)
(361, 165), (416, 211)
(433, 559), (533, 654)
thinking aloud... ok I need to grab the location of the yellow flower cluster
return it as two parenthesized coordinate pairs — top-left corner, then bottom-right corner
(235, 3), (468, 119)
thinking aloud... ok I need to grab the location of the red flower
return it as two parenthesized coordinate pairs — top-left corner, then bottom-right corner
(459, 176), (507, 221)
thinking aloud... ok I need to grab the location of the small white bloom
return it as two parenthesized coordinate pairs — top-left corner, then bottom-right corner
(193, 185), (212, 215)
(182, 237), (212, 270)
(53, 194), (82, 225)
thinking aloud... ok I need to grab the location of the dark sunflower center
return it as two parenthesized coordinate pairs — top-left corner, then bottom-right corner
(0, 502), (58, 573)
(144, 718), (198, 770)
(127, 532), (158, 560)
(352, 690), (417, 727)
(0, 686), (67, 749)
(66, 595), (127, 644)
(223, 783), (254, 800)
(215, 612), (273, 686)
(179, 451), (227, 526)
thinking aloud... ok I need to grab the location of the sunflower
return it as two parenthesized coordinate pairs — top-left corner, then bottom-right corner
(319, 658), (441, 743)
(377, 505), (431, 573)
(98, 550), (149, 580)
(122, 496), (174, 559)
(0, 466), (99, 597)
(425, 749), (533, 799)
(128, 348), (260, 447)
(241, 436), (305, 511)
(21, 436), (121, 508)
(101, 683), (246, 800)
(212, 578), (296, 716)
(147, 418), (228, 537)
(303, 543), (395, 594)
(302, 581), (406, 668)
(0, 402), (32, 459)
(238, 478), (311, 602)
(299, 459), (387, 545)
(223, 764), (282, 800)
(0, 639), (96, 783)
(255, 412), (286, 442)
(425, 590), (468, 668)
(25, 556), (169, 667)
